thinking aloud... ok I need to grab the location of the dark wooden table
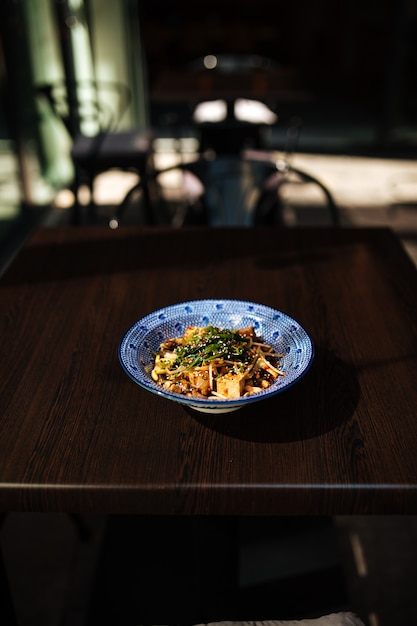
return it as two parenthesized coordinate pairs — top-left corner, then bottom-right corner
(1, 225), (417, 515)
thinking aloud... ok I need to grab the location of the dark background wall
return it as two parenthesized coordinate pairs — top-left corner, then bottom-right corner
(138, 0), (415, 124)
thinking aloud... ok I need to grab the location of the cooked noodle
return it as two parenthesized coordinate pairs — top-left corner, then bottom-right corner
(150, 325), (285, 400)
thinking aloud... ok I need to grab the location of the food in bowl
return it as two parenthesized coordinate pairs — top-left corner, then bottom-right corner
(150, 324), (285, 400)
(119, 299), (314, 414)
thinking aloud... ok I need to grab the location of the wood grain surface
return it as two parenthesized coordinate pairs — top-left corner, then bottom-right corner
(1, 226), (417, 514)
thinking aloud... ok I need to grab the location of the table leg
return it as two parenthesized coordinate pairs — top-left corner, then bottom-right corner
(86, 516), (240, 625)
(0, 540), (18, 626)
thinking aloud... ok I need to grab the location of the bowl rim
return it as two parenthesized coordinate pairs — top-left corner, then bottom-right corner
(118, 298), (315, 408)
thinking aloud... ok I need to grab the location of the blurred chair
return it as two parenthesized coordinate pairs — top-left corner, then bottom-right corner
(110, 152), (339, 229)
(35, 79), (154, 224)
(111, 88), (338, 229)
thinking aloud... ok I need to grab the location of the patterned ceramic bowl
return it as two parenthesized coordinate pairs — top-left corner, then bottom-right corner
(119, 299), (314, 414)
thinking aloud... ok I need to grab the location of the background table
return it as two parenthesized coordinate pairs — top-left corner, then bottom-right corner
(1, 225), (417, 514)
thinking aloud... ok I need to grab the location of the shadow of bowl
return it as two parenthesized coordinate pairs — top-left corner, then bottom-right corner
(188, 345), (360, 443)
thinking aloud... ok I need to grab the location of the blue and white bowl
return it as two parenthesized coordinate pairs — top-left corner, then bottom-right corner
(119, 299), (314, 414)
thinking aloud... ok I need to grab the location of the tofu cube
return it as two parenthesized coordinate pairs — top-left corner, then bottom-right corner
(216, 373), (246, 398)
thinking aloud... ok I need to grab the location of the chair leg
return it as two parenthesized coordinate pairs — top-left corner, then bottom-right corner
(290, 166), (340, 226)
(111, 176), (159, 227)
(140, 179), (156, 225)
(71, 168), (84, 225)
(191, 517), (239, 621)
(86, 172), (98, 223)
